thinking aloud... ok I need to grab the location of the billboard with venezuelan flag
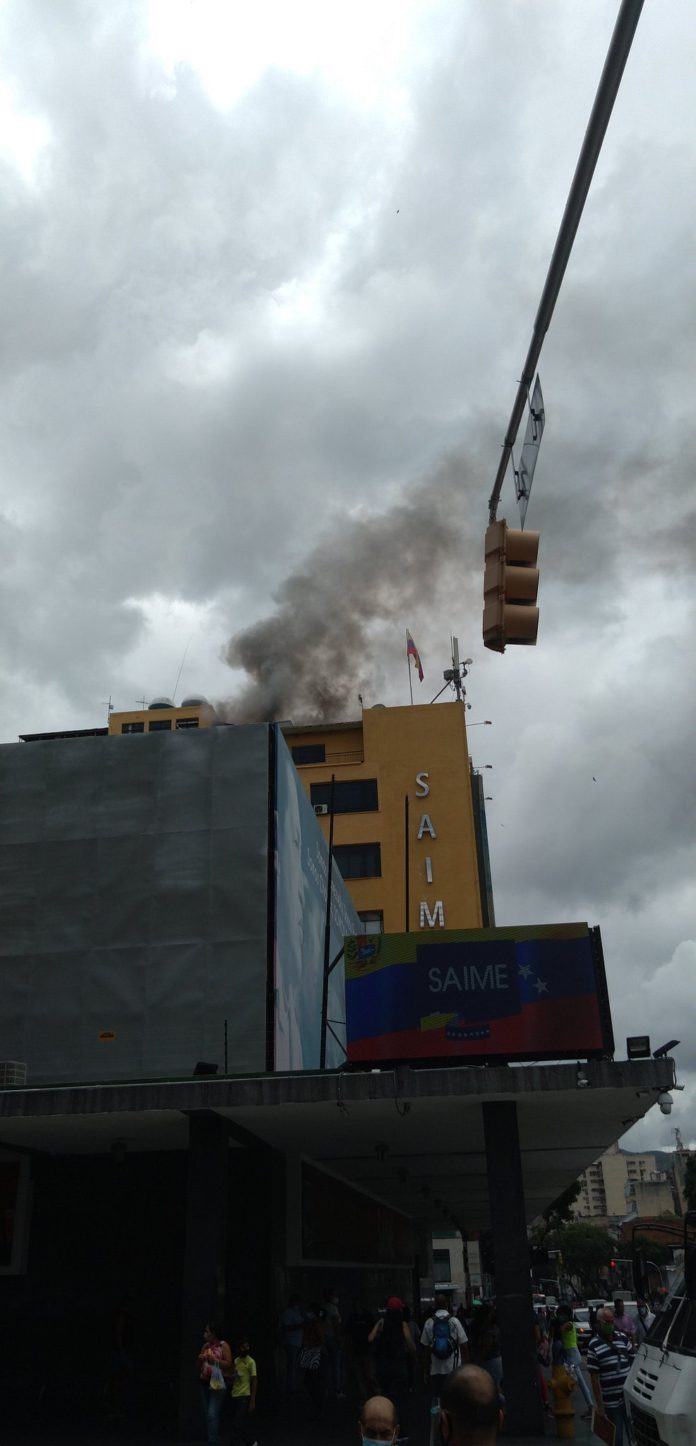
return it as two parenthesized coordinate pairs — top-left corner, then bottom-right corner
(345, 923), (613, 1064)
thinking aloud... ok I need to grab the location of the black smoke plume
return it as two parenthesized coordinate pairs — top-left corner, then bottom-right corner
(220, 449), (481, 723)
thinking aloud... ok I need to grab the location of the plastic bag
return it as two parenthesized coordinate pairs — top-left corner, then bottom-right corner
(210, 1364), (226, 1391)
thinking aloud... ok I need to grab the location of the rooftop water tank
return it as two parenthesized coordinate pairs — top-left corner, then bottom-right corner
(148, 697), (174, 710)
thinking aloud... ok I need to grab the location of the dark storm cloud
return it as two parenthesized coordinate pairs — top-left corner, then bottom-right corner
(0, 0), (694, 1143)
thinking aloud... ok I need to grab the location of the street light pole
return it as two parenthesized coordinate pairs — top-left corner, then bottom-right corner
(488, 0), (645, 523)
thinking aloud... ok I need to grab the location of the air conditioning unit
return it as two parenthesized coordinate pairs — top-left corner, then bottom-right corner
(314, 804), (329, 816)
(0, 1061), (27, 1087)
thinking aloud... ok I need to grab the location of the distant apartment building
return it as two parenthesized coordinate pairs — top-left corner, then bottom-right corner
(428, 1231), (484, 1304)
(573, 1143), (677, 1225)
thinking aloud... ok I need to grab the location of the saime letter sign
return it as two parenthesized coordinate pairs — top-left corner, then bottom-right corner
(413, 770), (444, 929)
(344, 923), (613, 1065)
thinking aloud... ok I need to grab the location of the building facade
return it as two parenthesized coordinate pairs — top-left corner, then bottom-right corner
(22, 697), (492, 937)
(573, 1143), (677, 1225)
(284, 701), (492, 933)
(1, 724), (358, 1083)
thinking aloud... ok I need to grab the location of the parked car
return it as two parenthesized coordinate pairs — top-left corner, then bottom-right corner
(573, 1307), (592, 1354)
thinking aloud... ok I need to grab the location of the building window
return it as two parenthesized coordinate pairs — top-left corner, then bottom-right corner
(148, 719), (172, 731)
(358, 910), (384, 934)
(311, 779), (378, 814)
(332, 843), (381, 879)
(175, 717), (199, 729)
(292, 744), (326, 765)
(433, 1248), (451, 1284)
(121, 722), (144, 734)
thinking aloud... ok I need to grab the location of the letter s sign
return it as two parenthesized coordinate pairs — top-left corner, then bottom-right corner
(415, 772), (430, 797)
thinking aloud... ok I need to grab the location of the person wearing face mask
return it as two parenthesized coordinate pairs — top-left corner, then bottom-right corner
(612, 1298), (637, 1350)
(322, 1287), (345, 1397)
(587, 1307), (632, 1446)
(439, 1364), (503, 1446)
(359, 1394), (399, 1446)
(635, 1298), (655, 1345)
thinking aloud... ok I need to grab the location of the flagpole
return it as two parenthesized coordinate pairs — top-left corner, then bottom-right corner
(406, 631), (413, 705)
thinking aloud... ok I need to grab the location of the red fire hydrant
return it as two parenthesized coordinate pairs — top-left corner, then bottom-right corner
(548, 1363), (576, 1439)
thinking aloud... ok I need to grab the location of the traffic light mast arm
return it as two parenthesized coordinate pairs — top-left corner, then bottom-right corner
(487, 0), (645, 525)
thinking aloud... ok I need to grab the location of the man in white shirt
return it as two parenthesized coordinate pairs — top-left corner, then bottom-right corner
(421, 1295), (469, 1399)
(635, 1299), (655, 1344)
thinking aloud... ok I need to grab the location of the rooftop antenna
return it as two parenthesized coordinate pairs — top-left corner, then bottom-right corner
(172, 632), (195, 705)
(430, 635), (472, 705)
(102, 695), (114, 723)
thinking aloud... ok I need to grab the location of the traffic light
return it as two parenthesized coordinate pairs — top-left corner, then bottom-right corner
(609, 1259), (617, 1270)
(483, 519), (540, 652)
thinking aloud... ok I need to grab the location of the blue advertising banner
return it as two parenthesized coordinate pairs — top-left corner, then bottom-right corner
(345, 925), (612, 1063)
(274, 729), (360, 1070)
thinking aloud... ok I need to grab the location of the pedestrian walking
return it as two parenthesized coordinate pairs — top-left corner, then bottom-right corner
(587, 1306), (632, 1446)
(635, 1298), (655, 1344)
(359, 1392), (399, 1446)
(300, 1303), (326, 1419)
(322, 1286), (345, 1396)
(230, 1336), (258, 1446)
(402, 1305), (419, 1390)
(280, 1294), (304, 1393)
(346, 1299), (377, 1401)
(198, 1322), (232, 1446)
(369, 1297), (416, 1410)
(439, 1364), (504, 1446)
(467, 1303), (501, 1390)
(421, 1293), (469, 1399)
(532, 1310), (551, 1413)
(613, 1298), (637, 1349)
(555, 1305), (593, 1416)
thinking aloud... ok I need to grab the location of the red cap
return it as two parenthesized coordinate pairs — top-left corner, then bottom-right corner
(387, 1296), (404, 1312)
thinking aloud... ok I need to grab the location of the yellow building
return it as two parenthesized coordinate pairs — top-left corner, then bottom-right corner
(283, 701), (493, 933)
(107, 695), (216, 735)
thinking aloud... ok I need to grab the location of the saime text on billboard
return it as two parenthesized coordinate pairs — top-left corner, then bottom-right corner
(345, 924), (611, 1064)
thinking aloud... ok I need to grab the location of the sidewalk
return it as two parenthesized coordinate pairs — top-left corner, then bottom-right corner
(0, 1391), (597, 1446)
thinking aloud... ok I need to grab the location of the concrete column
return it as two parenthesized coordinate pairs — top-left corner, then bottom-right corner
(482, 1101), (543, 1436)
(178, 1112), (230, 1438)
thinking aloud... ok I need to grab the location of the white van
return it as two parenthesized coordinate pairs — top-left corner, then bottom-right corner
(624, 1275), (696, 1445)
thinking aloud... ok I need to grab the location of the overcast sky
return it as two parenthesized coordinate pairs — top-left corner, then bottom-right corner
(1, 0), (694, 1151)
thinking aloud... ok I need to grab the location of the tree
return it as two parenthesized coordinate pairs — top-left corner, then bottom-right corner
(536, 1180), (582, 1239)
(545, 1222), (615, 1287)
(684, 1156), (696, 1212)
(633, 1235), (673, 1267)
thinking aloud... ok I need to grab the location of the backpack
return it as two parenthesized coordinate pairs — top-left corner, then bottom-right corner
(432, 1314), (456, 1362)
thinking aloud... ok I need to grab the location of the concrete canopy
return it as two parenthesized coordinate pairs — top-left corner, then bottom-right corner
(0, 1057), (675, 1229)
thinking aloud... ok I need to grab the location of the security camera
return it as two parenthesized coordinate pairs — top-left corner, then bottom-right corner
(657, 1091), (673, 1115)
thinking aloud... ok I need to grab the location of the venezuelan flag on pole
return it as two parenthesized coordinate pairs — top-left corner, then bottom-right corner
(406, 630), (424, 682)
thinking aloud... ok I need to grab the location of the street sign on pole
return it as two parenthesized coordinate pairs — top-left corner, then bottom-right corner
(515, 375), (545, 528)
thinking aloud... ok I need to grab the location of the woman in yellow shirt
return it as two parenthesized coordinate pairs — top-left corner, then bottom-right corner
(557, 1307), (593, 1417)
(230, 1337), (258, 1446)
